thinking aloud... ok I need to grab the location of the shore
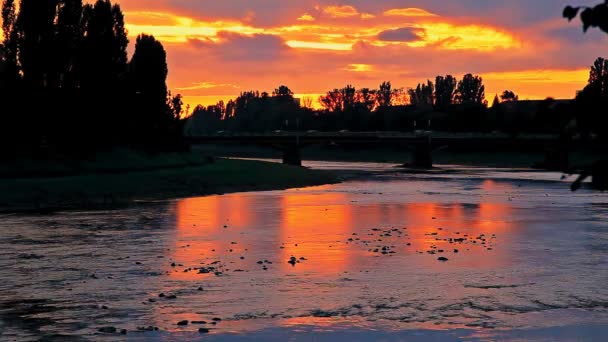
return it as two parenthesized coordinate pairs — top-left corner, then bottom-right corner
(193, 144), (606, 168)
(0, 157), (339, 213)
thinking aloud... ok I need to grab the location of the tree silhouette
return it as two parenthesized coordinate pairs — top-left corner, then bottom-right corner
(575, 57), (608, 138)
(376, 81), (393, 108)
(1, 0), (18, 85)
(15, 0), (58, 87)
(320, 88), (344, 112)
(55, 0), (83, 89)
(272, 85), (294, 98)
(588, 57), (608, 97)
(434, 75), (457, 108)
(80, 0), (128, 89)
(356, 88), (376, 112)
(129, 33), (171, 146)
(408, 80), (434, 107)
(500, 90), (519, 102)
(491, 94), (500, 108)
(456, 74), (486, 105)
(564, 2), (608, 33)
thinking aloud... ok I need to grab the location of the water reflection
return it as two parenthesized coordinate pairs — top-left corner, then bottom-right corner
(280, 190), (352, 275)
(3, 168), (608, 340)
(168, 182), (516, 283)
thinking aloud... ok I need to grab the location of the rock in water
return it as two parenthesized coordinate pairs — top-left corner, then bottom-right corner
(98, 327), (117, 333)
(177, 320), (189, 326)
(437, 257), (449, 262)
(199, 328), (210, 333)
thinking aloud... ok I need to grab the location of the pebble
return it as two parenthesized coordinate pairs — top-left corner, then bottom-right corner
(437, 257), (449, 262)
(177, 320), (189, 326)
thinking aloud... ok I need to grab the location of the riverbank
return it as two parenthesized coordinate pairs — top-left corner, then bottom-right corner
(0, 157), (339, 213)
(193, 144), (606, 168)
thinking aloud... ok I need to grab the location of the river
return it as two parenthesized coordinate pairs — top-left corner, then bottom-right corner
(1, 162), (607, 341)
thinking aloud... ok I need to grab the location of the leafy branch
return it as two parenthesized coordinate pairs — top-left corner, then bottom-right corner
(563, 1), (608, 33)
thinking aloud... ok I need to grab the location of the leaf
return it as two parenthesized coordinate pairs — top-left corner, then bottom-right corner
(581, 8), (595, 32)
(563, 6), (580, 21)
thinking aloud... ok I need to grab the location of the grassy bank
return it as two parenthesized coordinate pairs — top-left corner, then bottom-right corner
(0, 157), (338, 213)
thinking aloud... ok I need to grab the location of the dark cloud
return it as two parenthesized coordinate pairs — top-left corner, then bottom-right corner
(378, 27), (424, 42)
(188, 31), (289, 61)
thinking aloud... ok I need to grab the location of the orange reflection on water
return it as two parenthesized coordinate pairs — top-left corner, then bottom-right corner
(168, 195), (254, 280)
(280, 189), (352, 275)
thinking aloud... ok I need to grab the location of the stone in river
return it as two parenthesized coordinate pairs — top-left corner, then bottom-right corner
(437, 257), (449, 261)
(177, 320), (189, 326)
(199, 328), (210, 333)
(98, 327), (117, 333)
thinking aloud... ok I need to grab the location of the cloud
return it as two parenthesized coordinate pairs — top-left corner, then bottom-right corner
(175, 82), (239, 91)
(316, 4), (374, 19)
(297, 14), (315, 21)
(188, 31), (289, 61)
(378, 27), (425, 42)
(320, 5), (360, 18)
(344, 64), (374, 72)
(112, 0), (608, 107)
(383, 8), (437, 17)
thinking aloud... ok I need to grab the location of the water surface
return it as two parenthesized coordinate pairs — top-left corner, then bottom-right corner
(1, 163), (607, 341)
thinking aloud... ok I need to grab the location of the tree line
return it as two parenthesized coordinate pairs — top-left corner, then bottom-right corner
(0, 0), (183, 158)
(186, 65), (606, 137)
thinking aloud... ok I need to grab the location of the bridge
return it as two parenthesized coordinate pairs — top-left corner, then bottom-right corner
(185, 131), (565, 168)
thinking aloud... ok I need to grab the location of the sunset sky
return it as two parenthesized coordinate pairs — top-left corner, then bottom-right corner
(112, 0), (608, 110)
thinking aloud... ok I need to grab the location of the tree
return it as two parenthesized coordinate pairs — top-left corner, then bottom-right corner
(15, 0), (59, 87)
(564, 2), (608, 33)
(564, 3), (608, 190)
(500, 90), (519, 102)
(575, 57), (608, 138)
(456, 74), (486, 105)
(55, 0), (84, 89)
(1, 0), (18, 85)
(80, 0), (128, 88)
(129, 34), (171, 145)
(301, 96), (313, 109)
(168, 93), (184, 120)
(588, 57), (608, 97)
(356, 88), (376, 112)
(376, 81), (393, 108)
(491, 94), (500, 108)
(320, 88), (343, 112)
(272, 85), (294, 98)
(434, 75), (457, 108)
(408, 80), (434, 107)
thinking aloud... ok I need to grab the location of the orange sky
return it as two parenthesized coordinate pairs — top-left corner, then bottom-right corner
(91, 1), (608, 111)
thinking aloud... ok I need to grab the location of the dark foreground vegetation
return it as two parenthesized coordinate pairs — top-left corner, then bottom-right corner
(0, 157), (338, 213)
(0, 0), (184, 159)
